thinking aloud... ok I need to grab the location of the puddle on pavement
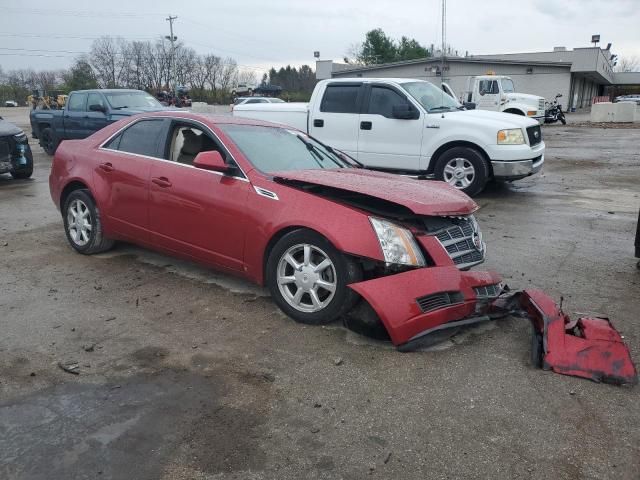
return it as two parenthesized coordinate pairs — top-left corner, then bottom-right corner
(571, 188), (639, 214)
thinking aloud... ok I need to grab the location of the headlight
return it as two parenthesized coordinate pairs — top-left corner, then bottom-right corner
(497, 128), (525, 145)
(13, 132), (27, 143)
(369, 217), (426, 267)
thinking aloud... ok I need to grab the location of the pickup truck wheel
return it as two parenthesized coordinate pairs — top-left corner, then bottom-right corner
(63, 189), (114, 255)
(40, 127), (58, 156)
(267, 229), (362, 325)
(435, 146), (489, 196)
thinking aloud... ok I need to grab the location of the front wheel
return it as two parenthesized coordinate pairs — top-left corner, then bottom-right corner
(266, 229), (361, 325)
(434, 146), (489, 196)
(559, 113), (567, 125)
(40, 127), (58, 155)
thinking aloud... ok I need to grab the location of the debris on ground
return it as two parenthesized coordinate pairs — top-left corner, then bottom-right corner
(333, 357), (343, 366)
(83, 343), (96, 352)
(58, 361), (80, 375)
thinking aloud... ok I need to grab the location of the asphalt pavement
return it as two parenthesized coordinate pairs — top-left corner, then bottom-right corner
(1, 107), (639, 480)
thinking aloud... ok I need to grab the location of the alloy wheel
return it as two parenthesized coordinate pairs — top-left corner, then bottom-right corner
(67, 199), (92, 246)
(443, 157), (476, 189)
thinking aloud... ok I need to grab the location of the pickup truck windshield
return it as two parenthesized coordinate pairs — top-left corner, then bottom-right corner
(220, 124), (350, 172)
(104, 92), (162, 109)
(403, 81), (460, 113)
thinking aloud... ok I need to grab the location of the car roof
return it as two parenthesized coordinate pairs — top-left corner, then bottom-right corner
(71, 89), (150, 94)
(138, 111), (293, 128)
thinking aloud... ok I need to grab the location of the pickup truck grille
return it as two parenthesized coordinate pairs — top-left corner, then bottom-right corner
(526, 125), (542, 147)
(538, 99), (545, 111)
(416, 291), (463, 313)
(434, 217), (485, 270)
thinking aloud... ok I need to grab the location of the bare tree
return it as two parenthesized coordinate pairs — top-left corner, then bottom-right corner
(237, 69), (257, 86)
(615, 55), (640, 73)
(90, 37), (125, 88)
(219, 58), (237, 92)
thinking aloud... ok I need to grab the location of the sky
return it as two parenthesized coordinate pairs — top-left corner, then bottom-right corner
(1, 0), (639, 76)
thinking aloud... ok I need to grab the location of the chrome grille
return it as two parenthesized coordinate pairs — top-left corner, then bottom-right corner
(434, 217), (485, 270)
(474, 284), (502, 299)
(416, 291), (463, 313)
(526, 125), (542, 146)
(538, 99), (545, 111)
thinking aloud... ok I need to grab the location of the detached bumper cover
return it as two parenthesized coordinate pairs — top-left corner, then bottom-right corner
(348, 266), (502, 347)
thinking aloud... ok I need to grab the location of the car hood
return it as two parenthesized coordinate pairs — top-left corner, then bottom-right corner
(455, 109), (539, 128)
(0, 119), (23, 137)
(110, 106), (169, 116)
(272, 169), (478, 216)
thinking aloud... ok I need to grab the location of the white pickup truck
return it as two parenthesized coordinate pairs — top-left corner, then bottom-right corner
(233, 78), (545, 195)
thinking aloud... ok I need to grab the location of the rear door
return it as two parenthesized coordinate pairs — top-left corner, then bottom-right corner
(308, 82), (363, 157)
(85, 92), (110, 134)
(357, 84), (423, 171)
(93, 118), (168, 241)
(64, 92), (88, 139)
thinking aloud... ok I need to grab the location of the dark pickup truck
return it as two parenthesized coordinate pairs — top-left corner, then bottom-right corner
(30, 89), (166, 155)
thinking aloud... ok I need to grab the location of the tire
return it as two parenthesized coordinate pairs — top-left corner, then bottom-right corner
(40, 127), (58, 156)
(266, 229), (362, 325)
(559, 114), (567, 125)
(62, 189), (114, 255)
(10, 147), (34, 179)
(434, 146), (489, 197)
(530, 324), (544, 368)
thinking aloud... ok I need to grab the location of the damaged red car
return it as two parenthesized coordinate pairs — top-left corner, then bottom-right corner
(49, 112), (637, 384)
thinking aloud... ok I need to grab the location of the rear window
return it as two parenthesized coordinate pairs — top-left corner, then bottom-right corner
(320, 84), (361, 113)
(104, 119), (165, 157)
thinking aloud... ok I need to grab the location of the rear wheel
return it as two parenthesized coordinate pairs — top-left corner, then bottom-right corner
(266, 229), (361, 325)
(40, 127), (58, 155)
(63, 189), (114, 254)
(435, 146), (489, 196)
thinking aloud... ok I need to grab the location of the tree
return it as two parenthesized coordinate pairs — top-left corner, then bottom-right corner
(62, 58), (98, 91)
(352, 29), (431, 65)
(615, 55), (640, 73)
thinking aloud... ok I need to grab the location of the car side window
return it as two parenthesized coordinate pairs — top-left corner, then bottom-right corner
(368, 87), (410, 118)
(67, 93), (88, 111)
(103, 119), (165, 157)
(87, 93), (106, 111)
(167, 125), (221, 166)
(320, 85), (361, 113)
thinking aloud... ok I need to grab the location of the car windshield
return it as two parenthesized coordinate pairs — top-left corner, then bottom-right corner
(403, 81), (461, 113)
(104, 92), (162, 109)
(219, 124), (350, 172)
(502, 79), (515, 93)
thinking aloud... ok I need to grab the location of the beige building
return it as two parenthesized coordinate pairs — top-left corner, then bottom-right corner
(317, 47), (640, 110)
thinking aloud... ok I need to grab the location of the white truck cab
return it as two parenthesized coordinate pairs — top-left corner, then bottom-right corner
(457, 75), (545, 124)
(233, 78), (545, 196)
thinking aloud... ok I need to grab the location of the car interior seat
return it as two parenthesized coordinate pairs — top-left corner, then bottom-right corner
(177, 129), (203, 165)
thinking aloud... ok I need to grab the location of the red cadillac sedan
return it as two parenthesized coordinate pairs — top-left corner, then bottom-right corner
(49, 112), (501, 350)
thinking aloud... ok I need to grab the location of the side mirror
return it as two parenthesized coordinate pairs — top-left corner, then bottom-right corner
(193, 150), (230, 172)
(463, 102), (476, 110)
(391, 104), (419, 120)
(89, 104), (106, 113)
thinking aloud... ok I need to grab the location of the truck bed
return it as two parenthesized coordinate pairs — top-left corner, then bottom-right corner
(233, 102), (309, 132)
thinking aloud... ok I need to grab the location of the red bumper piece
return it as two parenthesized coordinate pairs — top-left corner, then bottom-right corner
(516, 289), (638, 385)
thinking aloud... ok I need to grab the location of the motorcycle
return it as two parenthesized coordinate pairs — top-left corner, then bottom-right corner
(544, 93), (566, 125)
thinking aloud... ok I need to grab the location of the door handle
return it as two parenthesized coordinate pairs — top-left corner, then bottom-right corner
(98, 162), (114, 172)
(313, 119), (324, 127)
(360, 121), (372, 130)
(152, 176), (172, 188)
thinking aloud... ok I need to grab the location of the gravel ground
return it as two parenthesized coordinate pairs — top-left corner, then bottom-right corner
(1, 106), (639, 480)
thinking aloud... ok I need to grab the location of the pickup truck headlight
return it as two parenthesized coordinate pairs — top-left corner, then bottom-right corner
(369, 217), (426, 267)
(497, 128), (525, 145)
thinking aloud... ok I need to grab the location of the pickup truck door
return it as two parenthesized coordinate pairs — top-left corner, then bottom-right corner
(476, 79), (500, 111)
(308, 82), (363, 158)
(85, 92), (111, 134)
(63, 92), (89, 139)
(357, 84), (423, 171)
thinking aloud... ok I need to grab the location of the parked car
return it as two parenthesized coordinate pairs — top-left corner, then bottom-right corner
(49, 112), (503, 349)
(613, 94), (640, 105)
(4, 100), (18, 107)
(0, 116), (33, 179)
(30, 89), (166, 155)
(233, 78), (545, 196)
(231, 83), (256, 97)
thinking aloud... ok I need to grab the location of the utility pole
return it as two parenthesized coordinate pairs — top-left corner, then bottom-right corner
(165, 15), (178, 94)
(441, 0), (446, 84)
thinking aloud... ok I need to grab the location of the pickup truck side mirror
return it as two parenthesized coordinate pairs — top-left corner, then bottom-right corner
(463, 102), (476, 110)
(89, 104), (106, 113)
(392, 104), (419, 120)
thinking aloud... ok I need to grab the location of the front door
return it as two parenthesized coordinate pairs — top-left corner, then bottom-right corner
(476, 79), (500, 111)
(85, 92), (110, 135)
(308, 83), (363, 158)
(93, 118), (168, 241)
(64, 92), (88, 139)
(357, 84), (423, 171)
(147, 122), (251, 271)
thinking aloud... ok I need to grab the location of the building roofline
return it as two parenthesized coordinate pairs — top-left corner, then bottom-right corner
(335, 56), (572, 74)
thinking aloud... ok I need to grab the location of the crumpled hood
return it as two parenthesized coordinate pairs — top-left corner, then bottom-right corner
(273, 168), (478, 216)
(0, 118), (23, 137)
(456, 109), (539, 128)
